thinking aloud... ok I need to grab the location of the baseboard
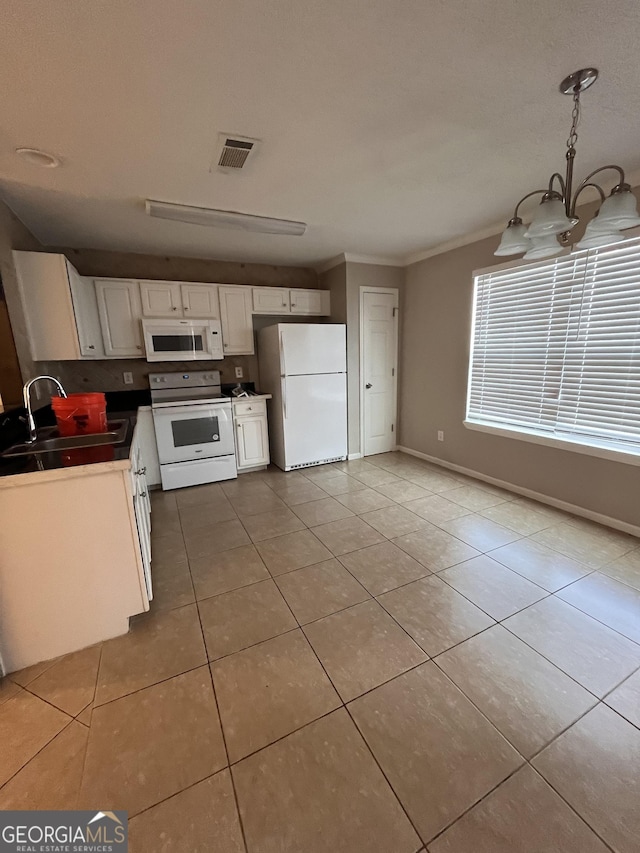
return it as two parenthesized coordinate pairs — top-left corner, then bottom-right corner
(348, 452), (363, 460)
(396, 445), (640, 538)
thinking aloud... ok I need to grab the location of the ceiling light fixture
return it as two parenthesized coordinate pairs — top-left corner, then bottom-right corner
(15, 147), (61, 168)
(495, 68), (640, 258)
(145, 200), (307, 236)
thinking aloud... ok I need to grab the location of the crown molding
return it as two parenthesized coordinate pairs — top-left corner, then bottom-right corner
(342, 252), (403, 266)
(402, 220), (505, 267)
(314, 254), (347, 274)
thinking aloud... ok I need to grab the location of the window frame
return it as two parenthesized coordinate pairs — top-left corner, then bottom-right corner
(464, 231), (640, 468)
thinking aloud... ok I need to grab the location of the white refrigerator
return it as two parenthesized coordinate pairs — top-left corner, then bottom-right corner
(258, 323), (347, 471)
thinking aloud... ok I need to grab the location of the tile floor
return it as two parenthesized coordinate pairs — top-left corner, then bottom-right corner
(1, 451), (640, 852)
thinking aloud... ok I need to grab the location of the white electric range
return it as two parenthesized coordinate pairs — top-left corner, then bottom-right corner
(150, 370), (237, 490)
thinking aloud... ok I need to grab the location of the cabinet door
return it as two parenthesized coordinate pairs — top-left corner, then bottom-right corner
(134, 406), (161, 486)
(219, 286), (254, 354)
(68, 270), (105, 358)
(139, 280), (181, 317)
(14, 251), (81, 360)
(290, 289), (330, 315)
(252, 287), (290, 314)
(236, 414), (269, 468)
(95, 279), (144, 357)
(181, 284), (219, 318)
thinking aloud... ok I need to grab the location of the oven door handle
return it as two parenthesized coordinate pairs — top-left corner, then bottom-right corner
(153, 402), (229, 415)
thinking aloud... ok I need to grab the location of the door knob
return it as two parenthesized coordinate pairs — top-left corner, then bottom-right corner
(366, 383), (372, 389)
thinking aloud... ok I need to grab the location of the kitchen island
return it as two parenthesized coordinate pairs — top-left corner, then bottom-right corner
(0, 410), (155, 674)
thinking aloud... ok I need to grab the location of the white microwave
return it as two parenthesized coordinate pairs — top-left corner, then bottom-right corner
(142, 318), (224, 362)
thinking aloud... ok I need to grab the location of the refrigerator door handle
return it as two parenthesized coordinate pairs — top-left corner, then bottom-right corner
(280, 332), (286, 376)
(282, 379), (287, 419)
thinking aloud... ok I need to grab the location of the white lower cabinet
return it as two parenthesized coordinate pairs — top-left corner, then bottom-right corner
(0, 429), (151, 673)
(130, 428), (152, 600)
(95, 279), (144, 357)
(233, 399), (270, 470)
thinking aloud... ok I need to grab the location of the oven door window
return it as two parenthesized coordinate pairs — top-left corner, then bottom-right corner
(171, 415), (219, 447)
(152, 333), (204, 353)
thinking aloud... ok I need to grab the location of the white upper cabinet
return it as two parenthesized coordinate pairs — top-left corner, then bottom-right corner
(95, 279), (144, 358)
(139, 281), (182, 317)
(140, 280), (220, 318)
(219, 286), (254, 354)
(251, 286), (330, 316)
(252, 287), (290, 314)
(182, 284), (219, 318)
(68, 268), (105, 358)
(290, 289), (330, 315)
(13, 251), (104, 361)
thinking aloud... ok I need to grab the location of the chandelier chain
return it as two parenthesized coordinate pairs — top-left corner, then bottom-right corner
(566, 90), (581, 150)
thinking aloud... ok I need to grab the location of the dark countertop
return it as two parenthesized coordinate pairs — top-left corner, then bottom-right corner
(0, 389), (151, 478)
(0, 411), (138, 478)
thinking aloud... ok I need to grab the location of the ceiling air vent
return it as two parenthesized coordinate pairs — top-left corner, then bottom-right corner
(214, 134), (260, 172)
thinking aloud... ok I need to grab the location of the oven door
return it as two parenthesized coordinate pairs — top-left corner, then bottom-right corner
(142, 319), (223, 362)
(152, 402), (235, 464)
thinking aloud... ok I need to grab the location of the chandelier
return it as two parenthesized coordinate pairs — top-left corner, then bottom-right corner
(495, 68), (640, 259)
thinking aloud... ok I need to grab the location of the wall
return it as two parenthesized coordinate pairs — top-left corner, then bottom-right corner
(322, 261), (403, 457)
(398, 195), (640, 528)
(0, 200), (44, 406)
(57, 247), (317, 288)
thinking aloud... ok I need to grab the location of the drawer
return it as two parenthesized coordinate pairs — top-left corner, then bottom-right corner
(233, 399), (267, 417)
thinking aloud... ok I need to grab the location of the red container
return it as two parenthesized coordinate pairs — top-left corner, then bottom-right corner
(52, 392), (107, 437)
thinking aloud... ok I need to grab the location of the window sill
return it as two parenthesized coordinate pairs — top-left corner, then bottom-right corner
(463, 419), (640, 467)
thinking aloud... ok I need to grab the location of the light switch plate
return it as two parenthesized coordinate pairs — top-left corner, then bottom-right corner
(437, 430), (444, 441)
(123, 372), (134, 385)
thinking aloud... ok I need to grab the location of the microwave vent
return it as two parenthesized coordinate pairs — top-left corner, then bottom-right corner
(215, 134), (260, 172)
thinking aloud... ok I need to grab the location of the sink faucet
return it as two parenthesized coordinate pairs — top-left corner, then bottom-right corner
(23, 376), (67, 443)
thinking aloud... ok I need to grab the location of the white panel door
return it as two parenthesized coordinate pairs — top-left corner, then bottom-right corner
(219, 286), (254, 354)
(95, 279), (144, 357)
(280, 324), (346, 375)
(139, 281), (181, 317)
(182, 284), (219, 318)
(362, 290), (398, 456)
(253, 287), (290, 314)
(282, 373), (347, 468)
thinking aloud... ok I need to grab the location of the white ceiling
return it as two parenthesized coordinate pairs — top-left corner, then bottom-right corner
(1, 0), (640, 267)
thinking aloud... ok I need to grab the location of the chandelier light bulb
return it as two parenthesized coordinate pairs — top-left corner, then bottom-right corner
(494, 220), (530, 256)
(523, 234), (563, 260)
(596, 187), (640, 230)
(525, 196), (575, 238)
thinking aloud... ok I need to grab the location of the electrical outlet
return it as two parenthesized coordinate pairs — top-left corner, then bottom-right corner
(235, 366), (244, 379)
(123, 372), (134, 385)
(437, 430), (444, 441)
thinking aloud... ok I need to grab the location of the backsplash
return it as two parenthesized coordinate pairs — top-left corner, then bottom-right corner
(38, 353), (259, 395)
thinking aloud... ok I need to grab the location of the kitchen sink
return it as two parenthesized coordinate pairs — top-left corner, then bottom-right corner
(1, 419), (129, 457)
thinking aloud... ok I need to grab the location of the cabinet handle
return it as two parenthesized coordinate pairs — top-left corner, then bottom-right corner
(184, 306), (189, 310)
(88, 345), (95, 350)
(291, 303), (296, 307)
(140, 491), (147, 497)
(136, 467), (146, 475)
(172, 306), (178, 311)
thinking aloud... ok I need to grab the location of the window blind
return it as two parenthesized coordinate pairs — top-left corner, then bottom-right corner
(466, 236), (640, 457)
